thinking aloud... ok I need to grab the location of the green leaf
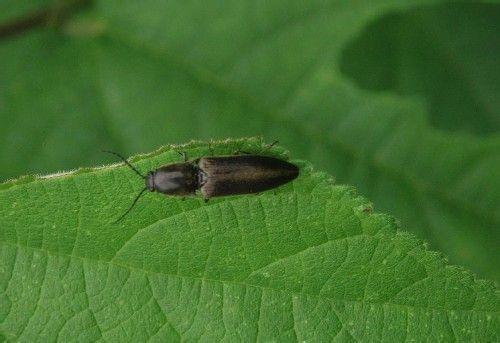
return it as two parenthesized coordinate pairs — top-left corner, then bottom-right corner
(1, 138), (498, 341)
(340, 2), (500, 135)
(0, 0), (499, 284)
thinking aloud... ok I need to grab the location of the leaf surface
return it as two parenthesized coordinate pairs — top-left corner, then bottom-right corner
(0, 0), (498, 282)
(0, 138), (498, 341)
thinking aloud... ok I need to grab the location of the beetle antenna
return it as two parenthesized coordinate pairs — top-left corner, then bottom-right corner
(102, 150), (145, 178)
(114, 187), (148, 223)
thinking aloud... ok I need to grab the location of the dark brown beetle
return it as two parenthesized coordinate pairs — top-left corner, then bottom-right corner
(104, 148), (299, 222)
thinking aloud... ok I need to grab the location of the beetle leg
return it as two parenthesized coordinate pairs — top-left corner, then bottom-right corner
(269, 140), (279, 147)
(176, 151), (188, 162)
(234, 140), (279, 155)
(208, 141), (215, 156)
(262, 140), (279, 153)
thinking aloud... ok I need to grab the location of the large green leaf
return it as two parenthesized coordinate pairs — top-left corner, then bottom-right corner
(1, 138), (498, 341)
(0, 0), (498, 284)
(340, 2), (500, 135)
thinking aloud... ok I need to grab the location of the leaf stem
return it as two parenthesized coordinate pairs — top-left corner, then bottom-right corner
(0, 0), (92, 40)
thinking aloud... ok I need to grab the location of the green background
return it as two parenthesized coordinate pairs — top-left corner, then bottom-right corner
(1, 0), (499, 287)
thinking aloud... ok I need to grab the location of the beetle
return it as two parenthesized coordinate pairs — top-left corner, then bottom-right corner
(104, 147), (299, 222)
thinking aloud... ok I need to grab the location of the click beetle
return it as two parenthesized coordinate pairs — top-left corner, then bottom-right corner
(104, 146), (299, 222)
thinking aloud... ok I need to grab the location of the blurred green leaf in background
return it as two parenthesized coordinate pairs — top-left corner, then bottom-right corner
(0, 0), (498, 291)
